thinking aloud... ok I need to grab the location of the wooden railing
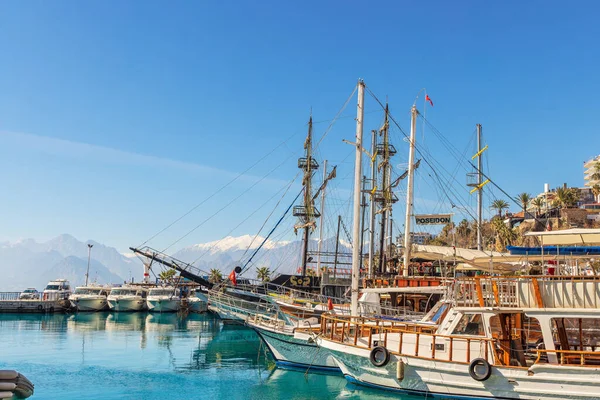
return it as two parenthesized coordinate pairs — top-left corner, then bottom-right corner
(453, 276), (600, 309)
(534, 349), (600, 366)
(319, 314), (497, 364)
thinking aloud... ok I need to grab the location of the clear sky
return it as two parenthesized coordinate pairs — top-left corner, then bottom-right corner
(1, 1), (599, 253)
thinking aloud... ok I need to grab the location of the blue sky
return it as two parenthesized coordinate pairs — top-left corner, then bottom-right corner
(1, 1), (599, 253)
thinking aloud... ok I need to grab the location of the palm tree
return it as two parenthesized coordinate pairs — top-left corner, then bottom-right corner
(256, 266), (271, 283)
(209, 268), (222, 284)
(531, 197), (544, 217)
(592, 184), (600, 203)
(491, 218), (517, 252)
(591, 162), (600, 182)
(516, 192), (532, 216)
(158, 269), (176, 283)
(553, 187), (578, 209)
(456, 219), (471, 247)
(490, 199), (510, 218)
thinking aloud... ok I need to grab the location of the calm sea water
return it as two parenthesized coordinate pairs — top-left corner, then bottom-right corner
(0, 312), (421, 399)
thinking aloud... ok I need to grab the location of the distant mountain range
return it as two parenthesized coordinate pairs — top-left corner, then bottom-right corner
(0, 234), (140, 291)
(0, 234), (352, 291)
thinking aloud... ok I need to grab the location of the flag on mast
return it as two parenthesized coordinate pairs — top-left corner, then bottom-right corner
(425, 94), (434, 107)
(228, 270), (237, 286)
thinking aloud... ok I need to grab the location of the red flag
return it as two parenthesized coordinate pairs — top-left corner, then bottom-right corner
(327, 298), (334, 311)
(228, 270), (237, 286)
(425, 94), (434, 107)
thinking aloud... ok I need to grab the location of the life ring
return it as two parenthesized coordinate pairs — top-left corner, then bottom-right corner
(37, 304), (43, 311)
(369, 346), (390, 367)
(468, 358), (492, 381)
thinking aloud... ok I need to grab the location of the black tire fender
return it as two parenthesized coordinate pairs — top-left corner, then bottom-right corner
(369, 346), (390, 367)
(49, 306), (55, 313)
(468, 358), (492, 381)
(37, 304), (43, 311)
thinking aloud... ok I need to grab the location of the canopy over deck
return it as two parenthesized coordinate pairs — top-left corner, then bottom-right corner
(524, 228), (600, 246)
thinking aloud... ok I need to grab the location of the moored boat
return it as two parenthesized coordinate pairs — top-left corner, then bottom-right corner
(318, 275), (600, 399)
(69, 286), (110, 311)
(107, 286), (147, 312)
(146, 286), (181, 313)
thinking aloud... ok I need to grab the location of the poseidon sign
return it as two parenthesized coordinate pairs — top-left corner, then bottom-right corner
(414, 214), (452, 225)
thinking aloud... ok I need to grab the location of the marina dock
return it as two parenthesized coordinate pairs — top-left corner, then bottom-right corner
(0, 292), (72, 314)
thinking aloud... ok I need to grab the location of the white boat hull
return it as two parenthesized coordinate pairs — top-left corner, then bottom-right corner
(107, 298), (146, 312)
(251, 324), (339, 373)
(187, 298), (208, 313)
(70, 297), (108, 312)
(321, 338), (600, 399)
(146, 299), (180, 313)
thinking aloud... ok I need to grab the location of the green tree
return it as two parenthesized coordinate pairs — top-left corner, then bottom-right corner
(209, 268), (222, 284)
(531, 197), (544, 217)
(553, 187), (579, 209)
(256, 266), (271, 283)
(456, 219), (472, 247)
(491, 218), (517, 252)
(158, 269), (177, 283)
(592, 184), (600, 203)
(516, 193), (532, 216)
(591, 162), (600, 182)
(490, 199), (510, 218)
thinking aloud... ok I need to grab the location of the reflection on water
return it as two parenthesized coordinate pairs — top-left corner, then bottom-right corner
(0, 312), (421, 400)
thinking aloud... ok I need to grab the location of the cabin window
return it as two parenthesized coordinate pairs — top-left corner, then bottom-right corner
(427, 303), (448, 324)
(551, 318), (600, 352)
(452, 313), (485, 336)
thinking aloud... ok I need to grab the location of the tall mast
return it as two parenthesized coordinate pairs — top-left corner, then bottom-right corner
(476, 124), (483, 251)
(377, 104), (396, 275)
(368, 130), (377, 278)
(294, 116), (320, 276)
(360, 176), (368, 274)
(402, 105), (418, 277)
(351, 80), (365, 316)
(316, 160), (328, 276)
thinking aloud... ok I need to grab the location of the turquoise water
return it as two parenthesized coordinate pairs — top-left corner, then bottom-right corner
(0, 312), (419, 399)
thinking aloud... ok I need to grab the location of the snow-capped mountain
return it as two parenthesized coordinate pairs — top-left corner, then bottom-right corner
(173, 235), (351, 278)
(187, 234), (289, 254)
(0, 234), (142, 291)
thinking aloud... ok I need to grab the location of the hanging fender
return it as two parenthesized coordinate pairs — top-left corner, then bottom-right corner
(369, 346), (390, 367)
(468, 358), (492, 381)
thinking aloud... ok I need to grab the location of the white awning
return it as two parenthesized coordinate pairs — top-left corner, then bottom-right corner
(524, 228), (600, 246)
(411, 244), (506, 262)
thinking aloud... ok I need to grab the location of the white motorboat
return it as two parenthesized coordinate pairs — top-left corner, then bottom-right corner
(146, 287), (181, 313)
(69, 286), (110, 311)
(42, 279), (72, 301)
(107, 286), (147, 312)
